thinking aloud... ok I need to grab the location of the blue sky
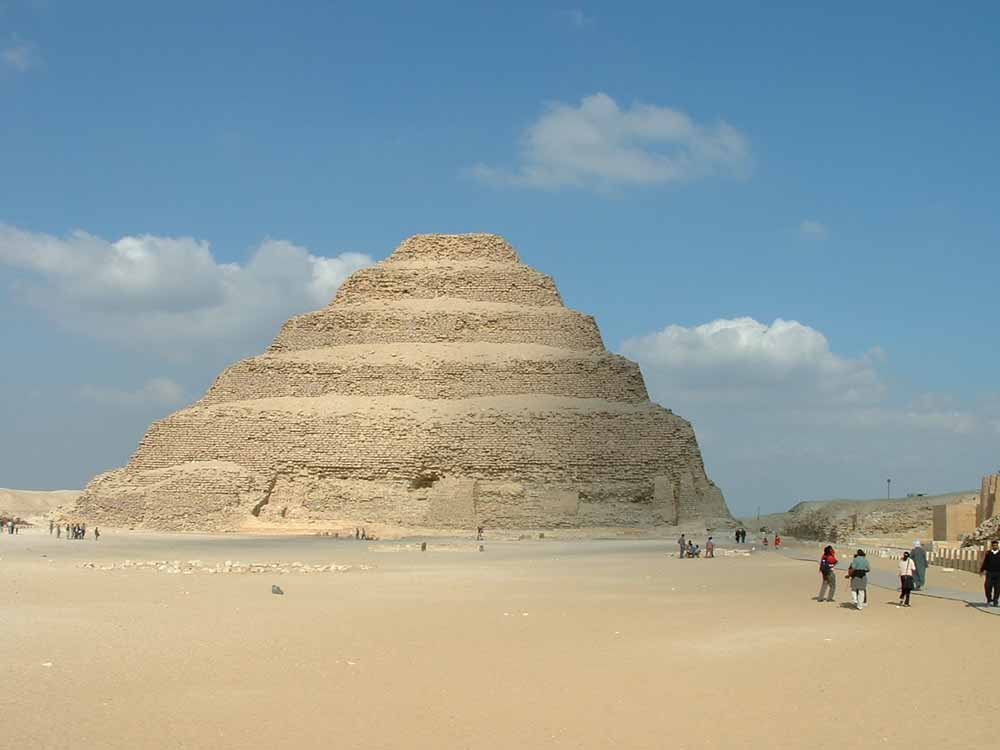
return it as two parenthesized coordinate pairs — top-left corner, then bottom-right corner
(2, 1), (999, 515)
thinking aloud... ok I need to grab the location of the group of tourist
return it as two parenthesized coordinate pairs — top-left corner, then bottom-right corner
(678, 529), (786, 557)
(817, 546), (891, 610)
(676, 534), (715, 558)
(816, 538), (1000, 609)
(731, 528), (782, 549)
(353, 527), (376, 541)
(50, 520), (99, 540)
(1, 518), (22, 534)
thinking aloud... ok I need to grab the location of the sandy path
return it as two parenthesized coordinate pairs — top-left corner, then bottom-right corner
(2, 530), (995, 749)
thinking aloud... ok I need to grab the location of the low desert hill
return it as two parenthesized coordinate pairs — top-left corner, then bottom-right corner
(742, 491), (978, 543)
(0, 488), (80, 521)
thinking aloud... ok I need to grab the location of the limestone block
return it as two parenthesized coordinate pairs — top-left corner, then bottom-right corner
(424, 477), (477, 527)
(543, 488), (580, 517)
(979, 474), (998, 525)
(933, 503), (979, 541)
(654, 475), (678, 525)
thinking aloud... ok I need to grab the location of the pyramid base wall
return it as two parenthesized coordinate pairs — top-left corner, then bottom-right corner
(72, 467), (731, 532)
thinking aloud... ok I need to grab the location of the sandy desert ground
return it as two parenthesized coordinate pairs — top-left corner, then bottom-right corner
(2, 528), (996, 750)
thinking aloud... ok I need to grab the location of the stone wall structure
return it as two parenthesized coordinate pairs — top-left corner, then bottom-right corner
(932, 503), (978, 542)
(977, 474), (998, 526)
(72, 234), (731, 531)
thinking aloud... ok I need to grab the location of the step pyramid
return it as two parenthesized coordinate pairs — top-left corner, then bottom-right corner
(73, 234), (731, 531)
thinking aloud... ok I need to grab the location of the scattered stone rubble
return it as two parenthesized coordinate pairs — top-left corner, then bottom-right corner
(76, 559), (374, 575)
(963, 474), (1000, 545)
(670, 548), (750, 558)
(964, 515), (1000, 546)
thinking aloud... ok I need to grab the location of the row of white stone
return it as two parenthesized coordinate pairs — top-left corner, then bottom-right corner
(77, 559), (374, 574)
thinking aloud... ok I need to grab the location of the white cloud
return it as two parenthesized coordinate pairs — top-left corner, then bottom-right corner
(2, 37), (39, 72)
(0, 224), (373, 356)
(78, 377), (187, 407)
(621, 317), (883, 406)
(799, 220), (828, 239)
(621, 317), (998, 512)
(470, 92), (750, 190)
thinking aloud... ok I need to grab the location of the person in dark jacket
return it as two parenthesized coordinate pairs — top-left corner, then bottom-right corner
(910, 541), (928, 590)
(980, 539), (1000, 607)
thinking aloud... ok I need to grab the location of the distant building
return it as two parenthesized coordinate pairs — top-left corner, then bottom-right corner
(933, 503), (978, 541)
(979, 474), (999, 525)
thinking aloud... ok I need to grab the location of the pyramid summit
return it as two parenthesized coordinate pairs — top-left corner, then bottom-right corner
(72, 233), (732, 531)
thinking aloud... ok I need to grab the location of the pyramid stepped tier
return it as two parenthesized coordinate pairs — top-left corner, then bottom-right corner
(72, 233), (731, 531)
(387, 233), (520, 263)
(201, 344), (649, 405)
(268, 300), (604, 353)
(333, 262), (564, 306)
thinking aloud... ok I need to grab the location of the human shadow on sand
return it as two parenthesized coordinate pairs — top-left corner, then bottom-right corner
(964, 602), (1000, 616)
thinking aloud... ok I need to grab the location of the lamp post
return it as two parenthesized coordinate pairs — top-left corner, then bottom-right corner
(887, 478), (891, 501)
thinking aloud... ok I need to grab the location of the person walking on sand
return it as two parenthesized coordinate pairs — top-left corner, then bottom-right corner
(678, 534), (686, 559)
(94, 527), (100, 541)
(898, 551), (917, 607)
(705, 537), (715, 558)
(56, 524), (61, 539)
(980, 539), (1000, 607)
(910, 541), (928, 590)
(847, 549), (871, 610)
(762, 535), (769, 548)
(49, 520), (54, 535)
(818, 545), (838, 602)
(774, 533), (782, 550)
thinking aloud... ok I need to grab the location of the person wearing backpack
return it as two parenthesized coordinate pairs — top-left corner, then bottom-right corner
(847, 549), (871, 610)
(898, 550), (917, 607)
(818, 545), (838, 602)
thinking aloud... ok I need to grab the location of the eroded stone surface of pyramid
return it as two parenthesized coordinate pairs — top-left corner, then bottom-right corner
(72, 234), (731, 530)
